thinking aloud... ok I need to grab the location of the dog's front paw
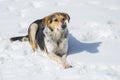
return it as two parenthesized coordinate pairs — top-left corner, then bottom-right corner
(64, 64), (72, 69)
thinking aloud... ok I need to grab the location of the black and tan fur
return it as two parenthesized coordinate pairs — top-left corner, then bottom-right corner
(10, 12), (72, 68)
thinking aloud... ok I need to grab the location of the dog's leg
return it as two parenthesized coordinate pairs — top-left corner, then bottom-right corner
(61, 54), (72, 68)
(59, 38), (72, 68)
(48, 53), (62, 64)
(48, 53), (72, 69)
(29, 23), (38, 52)
(42, 48), (47, 54)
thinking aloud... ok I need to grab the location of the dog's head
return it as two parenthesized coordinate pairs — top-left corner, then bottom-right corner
(42, 12), (70, 31)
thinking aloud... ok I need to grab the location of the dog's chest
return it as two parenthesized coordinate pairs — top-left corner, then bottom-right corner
(52, 30), (63, 41)
(43, 27), (65, 42)
(43, 27), (68, 54)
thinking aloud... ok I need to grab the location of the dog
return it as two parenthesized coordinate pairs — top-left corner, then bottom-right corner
(10, 12), (72, 69)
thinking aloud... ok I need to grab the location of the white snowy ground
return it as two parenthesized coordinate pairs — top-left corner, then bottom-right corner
(0, 0), (120, 80)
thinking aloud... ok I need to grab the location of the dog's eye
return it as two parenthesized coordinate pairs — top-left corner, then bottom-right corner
(54, 19), (58, 22)
(62, 18), (65, 21)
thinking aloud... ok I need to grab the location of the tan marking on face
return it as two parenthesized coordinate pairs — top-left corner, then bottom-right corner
(48, 14), (66, 30)
(42, 12), (70, 30)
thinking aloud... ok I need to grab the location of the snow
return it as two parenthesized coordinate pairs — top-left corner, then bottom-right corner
(0, 0), (120, 80)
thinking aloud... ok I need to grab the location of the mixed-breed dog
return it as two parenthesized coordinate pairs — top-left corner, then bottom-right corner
(10, 12), (72, 69)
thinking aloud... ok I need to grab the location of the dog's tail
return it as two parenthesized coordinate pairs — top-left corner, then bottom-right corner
(10, 35), (29, 42)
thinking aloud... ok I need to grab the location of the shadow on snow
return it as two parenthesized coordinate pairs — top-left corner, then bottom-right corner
(68, 34), (102, 55)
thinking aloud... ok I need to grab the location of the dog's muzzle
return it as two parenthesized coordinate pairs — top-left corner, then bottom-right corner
(62, 24), (67, 29)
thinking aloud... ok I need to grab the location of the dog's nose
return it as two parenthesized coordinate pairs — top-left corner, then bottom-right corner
(62, 24), (66, 29)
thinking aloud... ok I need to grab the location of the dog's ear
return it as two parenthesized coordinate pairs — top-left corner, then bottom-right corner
(42, 16), (49, 27)
(61, 13), (70, 23)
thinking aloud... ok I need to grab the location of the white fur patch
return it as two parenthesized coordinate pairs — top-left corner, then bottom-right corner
(43, 26), (68, 55)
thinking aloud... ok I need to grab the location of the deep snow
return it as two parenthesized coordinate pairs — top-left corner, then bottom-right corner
(0, 0), (120, 80)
